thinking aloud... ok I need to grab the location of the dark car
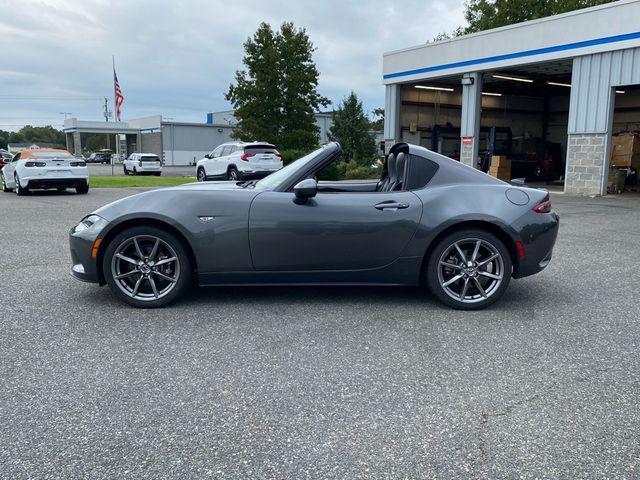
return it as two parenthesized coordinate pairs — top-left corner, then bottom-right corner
(0, 150), (12, 169)
(69, 142), (559, 310)
(87, 150), (112, 164)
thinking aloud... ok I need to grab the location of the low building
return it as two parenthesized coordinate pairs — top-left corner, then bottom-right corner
(382, 0), (640, 195)
(64, 116), (234, 166)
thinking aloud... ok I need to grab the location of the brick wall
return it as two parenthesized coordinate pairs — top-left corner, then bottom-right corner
(565, 133), (606, 196)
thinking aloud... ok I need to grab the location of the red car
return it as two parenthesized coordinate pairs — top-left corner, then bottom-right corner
(0, 150), (13, 170)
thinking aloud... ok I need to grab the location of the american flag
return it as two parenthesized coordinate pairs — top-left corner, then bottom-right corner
(113, 68), (124, 121)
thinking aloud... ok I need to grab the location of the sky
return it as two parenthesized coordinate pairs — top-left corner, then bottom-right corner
(0, 0), (466, 131)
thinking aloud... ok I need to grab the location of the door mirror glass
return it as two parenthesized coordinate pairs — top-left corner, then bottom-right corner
(204, 154), (211, 159)
(293, 178), (317, 200)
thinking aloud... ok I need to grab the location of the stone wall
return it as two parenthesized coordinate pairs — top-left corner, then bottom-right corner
(565, 133), (606, 195)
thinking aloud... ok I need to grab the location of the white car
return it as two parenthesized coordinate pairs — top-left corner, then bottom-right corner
(1, 148), (89, 195)
(123, 153), (162, 176)
(196, 141), (283, 181)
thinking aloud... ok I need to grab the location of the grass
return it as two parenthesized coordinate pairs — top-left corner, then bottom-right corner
(90, 175), (195, 188)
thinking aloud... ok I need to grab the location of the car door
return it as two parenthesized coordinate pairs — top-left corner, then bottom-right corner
(206, 145), (224, 176)
(248, 190), (423, 271)
(217, 145), (233, 175)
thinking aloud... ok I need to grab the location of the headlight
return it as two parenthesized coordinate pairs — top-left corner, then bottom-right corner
(74, 214), (107, 234)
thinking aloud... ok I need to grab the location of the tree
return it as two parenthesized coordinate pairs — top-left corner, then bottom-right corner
(460, 0), (616, 34)
(226, 22), (329, 153)
(0, 125), (65, 150)
(328, 92), (378, 179)
(370, 108), (385, 131)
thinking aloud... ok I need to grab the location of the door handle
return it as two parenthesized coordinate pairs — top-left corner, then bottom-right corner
(374, 201), (410, 210)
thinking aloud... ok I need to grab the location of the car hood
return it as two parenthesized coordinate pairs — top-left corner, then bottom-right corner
(91, 181), (258, 221)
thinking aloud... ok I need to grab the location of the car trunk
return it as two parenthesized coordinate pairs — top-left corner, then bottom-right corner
(244, 145), (281, 170)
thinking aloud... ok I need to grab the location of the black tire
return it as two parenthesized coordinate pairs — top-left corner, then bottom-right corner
(102, 226), (193, 308)
(76, 184), (89, 194)
(123, 166), (129, 175)
(426, 229), (512, 310)
(227, 167), (240, 181)
(197, 167), (207, 182)
(1, 172), (12, 192)
(133, 167), (138, 175)
(154, 172), (161, 177)
(14, 174), (28, 196)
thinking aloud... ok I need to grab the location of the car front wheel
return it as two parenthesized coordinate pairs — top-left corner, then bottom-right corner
(426, 229), (512, 310)
(103, 226), (193, 308)
(1, 172), (12, 192)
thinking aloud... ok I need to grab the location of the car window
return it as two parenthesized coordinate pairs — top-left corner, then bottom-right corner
(141, 155), (159, 161)
(31, 151), (74, 159)
(221, 146), (233, 156)
(211, 146), (224, 158)
(245, 145), (278, 155)
(13, 153), (21, 162)
(255, 146), (325, 191)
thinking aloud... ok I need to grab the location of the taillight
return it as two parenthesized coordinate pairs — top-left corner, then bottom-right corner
(275, 151), (282, 158)
(533, 199), (552, 213)
(240, 152), (255, 161)
(25, 161), (46, 167)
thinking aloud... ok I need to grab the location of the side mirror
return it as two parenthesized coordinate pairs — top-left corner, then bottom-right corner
(293, 178), (317, 200)
(204, 154), (211, 159)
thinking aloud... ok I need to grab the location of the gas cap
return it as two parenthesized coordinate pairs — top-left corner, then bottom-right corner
(505, 188), (530, 206)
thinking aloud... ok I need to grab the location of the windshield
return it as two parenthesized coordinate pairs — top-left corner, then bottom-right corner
(254, 146), (325, 190)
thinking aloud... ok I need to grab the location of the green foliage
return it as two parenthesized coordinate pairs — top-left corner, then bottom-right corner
(226, 22), (330, 152)
(329, 92), (377, 168)
(279, 148), (312, 166)
(0, 125), (65, 150)
(370, 108), (384, 132)
(460, 0), (616, 34)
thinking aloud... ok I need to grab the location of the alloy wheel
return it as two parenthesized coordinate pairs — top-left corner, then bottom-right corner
(437, 238), (504, 304)
(110, 235), (181, 302)
(197, 169), (206, 182)
(229, 169), (238, 180)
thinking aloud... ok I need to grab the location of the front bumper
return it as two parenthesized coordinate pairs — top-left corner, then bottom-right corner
(69, 221), (105, 284)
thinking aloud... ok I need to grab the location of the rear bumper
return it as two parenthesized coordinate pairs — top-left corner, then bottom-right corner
(26, 177), (88, 189)
(512, 210), (560, 279)
(239, 170), (279, 179)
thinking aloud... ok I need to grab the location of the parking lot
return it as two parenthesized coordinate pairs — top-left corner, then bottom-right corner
(1, 188), (639, 479)
(88, 163), (196, 178)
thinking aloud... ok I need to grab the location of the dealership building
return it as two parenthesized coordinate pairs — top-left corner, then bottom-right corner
(383, 0), (640, 195)
(64, 111), (344, 166)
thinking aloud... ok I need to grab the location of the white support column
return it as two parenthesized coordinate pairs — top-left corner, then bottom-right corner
(384, 84), (401, 153)
(460, 72), (483, 168)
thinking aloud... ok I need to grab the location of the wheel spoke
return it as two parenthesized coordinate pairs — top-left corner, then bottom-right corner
(115, 253), (139, 265)
(440, 261), (463, 270)
(442, 273), (464, 288)
(149, 276), (159, 299)
(133, 237), (144, 259)
(477, 253), (499, 267)
(459, 278), (470, 300)
(130, 275), (143, 297)
(115, 270), (138, 280)
(472, 240), (481, 261)
(153, 271), (177, 283)
(479, 271), (501, 280)
(149, 238), (160, 261)
(155, 256), (177, 267)
(473, 278), (488, 298)
(453, 243), (467, 263)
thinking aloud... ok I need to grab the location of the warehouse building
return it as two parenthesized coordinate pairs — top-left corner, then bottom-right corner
(382, 0), (640, 195)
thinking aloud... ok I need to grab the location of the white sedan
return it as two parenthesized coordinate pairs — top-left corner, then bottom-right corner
(123, 153), (162, 176)
(1, 148), (89, 195)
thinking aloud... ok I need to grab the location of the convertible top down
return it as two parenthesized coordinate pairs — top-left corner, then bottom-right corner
(69, 142), (559, 309)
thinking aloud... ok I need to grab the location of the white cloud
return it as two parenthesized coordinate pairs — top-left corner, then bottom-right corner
(0, 0), (465, 129)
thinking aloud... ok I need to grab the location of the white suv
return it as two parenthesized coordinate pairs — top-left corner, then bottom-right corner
(196, 142), (283, 181)
(123, 153), (162, 176)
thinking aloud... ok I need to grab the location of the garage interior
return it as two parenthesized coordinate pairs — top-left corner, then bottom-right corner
(399, 60), (575, 186)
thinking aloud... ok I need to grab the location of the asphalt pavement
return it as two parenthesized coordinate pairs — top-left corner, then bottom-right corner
(0, 187), (639, 479)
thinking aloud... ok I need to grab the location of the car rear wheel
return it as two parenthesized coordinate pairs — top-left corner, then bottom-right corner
(14, 174), (28, 196)
(1, 172), (12, 192)
(103, 226), (193, 308)
(426, 229), (512, 310)
(197, 167), (207, 182)
(76, 184), (89, 194)
(123, 166), (129, 175)
(227, 167), (240, 181)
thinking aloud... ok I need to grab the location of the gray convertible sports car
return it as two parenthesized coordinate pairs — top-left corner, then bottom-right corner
(69, 142), (559, 310)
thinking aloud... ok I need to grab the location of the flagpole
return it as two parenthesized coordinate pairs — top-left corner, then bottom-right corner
(112, 55), (116, 176)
